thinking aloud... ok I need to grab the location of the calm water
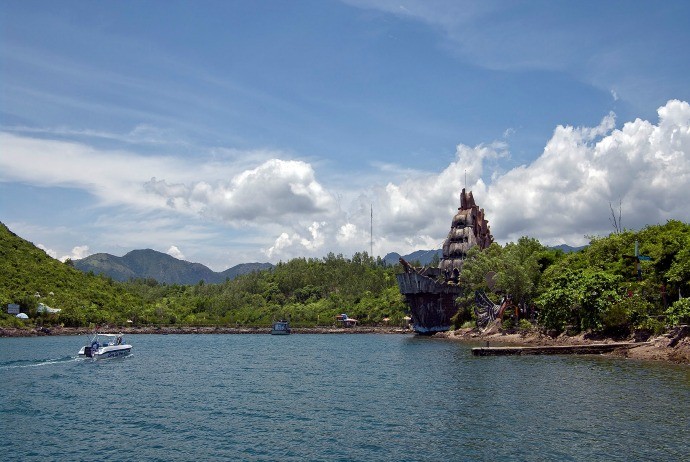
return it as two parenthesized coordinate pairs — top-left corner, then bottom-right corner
(1, 334), (688, 461)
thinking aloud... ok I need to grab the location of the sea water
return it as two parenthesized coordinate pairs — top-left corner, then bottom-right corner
(1, 334), (688, 461)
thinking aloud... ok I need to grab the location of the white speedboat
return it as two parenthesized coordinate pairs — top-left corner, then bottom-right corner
(78, 333), (132, 360)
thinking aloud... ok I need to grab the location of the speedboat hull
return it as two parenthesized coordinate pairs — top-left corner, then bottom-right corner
(79, 344), (132, 359)
(79, 334), (132, 360)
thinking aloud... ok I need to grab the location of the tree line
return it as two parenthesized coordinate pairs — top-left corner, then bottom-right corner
(1, 220), (688, 334)
(456, 220), (690, 335)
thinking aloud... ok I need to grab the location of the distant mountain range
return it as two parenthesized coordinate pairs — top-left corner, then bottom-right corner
(384, 244), (586, 267)
(73, 249), (273, 285)
(549, 244), (588, 254)
(73, 243), (587, 285)
(383, 249), (443, 266)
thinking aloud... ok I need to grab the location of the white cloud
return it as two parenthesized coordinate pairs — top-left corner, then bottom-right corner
(264, 221), (330, 260)
(265, 232), (295, 259)
(36, 244), (57, 259)
(312, 99), (689, 257)
(356, 100), (689, 252)
(36, 243), (88, 261)
(0, 133), (336, 227)
(484, 100), (690, 245)
(3, 100), (689, 265)
(337, 223), (359, 244)
(143, 159), (337, 225)
(68, 245), (90, 260)
(166, 245), (185, 260)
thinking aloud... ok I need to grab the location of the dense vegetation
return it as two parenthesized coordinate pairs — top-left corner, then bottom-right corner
(1, 220), (688, 335)
(457, 220), (690, 335)
(120, 252), (406, 327)
(0, 222), (406, 328)
(0, 223), (144, 328)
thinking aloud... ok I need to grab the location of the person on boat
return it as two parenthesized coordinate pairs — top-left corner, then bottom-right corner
(117, 335), (122, 345)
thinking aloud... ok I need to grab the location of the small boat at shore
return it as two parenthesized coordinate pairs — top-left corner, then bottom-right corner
(271, 320), (291, 335)
(78, 333), (132, 359)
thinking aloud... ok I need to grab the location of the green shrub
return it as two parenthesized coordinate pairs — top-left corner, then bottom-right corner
(635, 317), (666, 336)
(518, 318), (533, 333)
(665, 298), (690, 326)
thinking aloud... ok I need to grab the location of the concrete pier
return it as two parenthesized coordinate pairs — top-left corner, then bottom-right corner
(472, 342), (646, 356)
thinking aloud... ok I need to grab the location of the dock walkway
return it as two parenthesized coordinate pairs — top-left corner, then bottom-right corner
(472, 342), (646, 356)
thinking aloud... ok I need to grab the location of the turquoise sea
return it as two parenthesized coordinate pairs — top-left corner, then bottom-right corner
(1, 333), (688, 461)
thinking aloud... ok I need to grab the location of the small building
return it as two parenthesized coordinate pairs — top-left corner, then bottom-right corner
(37, 303), (61, 314)
(7, 303), (20, 315)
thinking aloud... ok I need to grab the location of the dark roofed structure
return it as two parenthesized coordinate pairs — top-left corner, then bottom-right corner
(396, 188), (493, 334)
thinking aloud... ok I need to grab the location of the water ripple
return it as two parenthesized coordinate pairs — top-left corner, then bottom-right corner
(1, 334), (688, 461)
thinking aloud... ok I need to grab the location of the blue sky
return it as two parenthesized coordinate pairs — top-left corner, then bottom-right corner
(2, 0), (689, 270)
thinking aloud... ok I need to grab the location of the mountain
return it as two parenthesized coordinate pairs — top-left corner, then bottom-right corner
(384, 244), (586, 267)
(73, 249), (273, 285)
(550, 244), (587, 253)
(383, 249), (442, 266)
(220, 263), (274, 280)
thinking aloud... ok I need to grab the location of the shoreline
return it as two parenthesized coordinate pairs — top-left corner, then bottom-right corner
(0, 325), (414, 337)
(2, 324), (687, 364)
(437, 326), (690, 364)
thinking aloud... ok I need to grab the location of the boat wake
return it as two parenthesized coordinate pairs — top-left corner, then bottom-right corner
(0, 356), (77, 370)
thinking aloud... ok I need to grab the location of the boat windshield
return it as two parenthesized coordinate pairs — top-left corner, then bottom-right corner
(92, 334), (124, 346)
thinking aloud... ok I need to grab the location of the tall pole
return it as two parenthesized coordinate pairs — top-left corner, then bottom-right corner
(370, 204), (373, 258)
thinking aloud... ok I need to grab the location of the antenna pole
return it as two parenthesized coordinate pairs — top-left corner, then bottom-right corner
(370, 204), (373, 258)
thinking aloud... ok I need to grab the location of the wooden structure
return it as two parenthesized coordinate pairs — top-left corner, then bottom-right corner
(471, 342), (646, 356)
(397, 188), (493, 334)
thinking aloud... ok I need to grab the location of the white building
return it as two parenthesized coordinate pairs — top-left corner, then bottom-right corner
(37, 303), (61, 314)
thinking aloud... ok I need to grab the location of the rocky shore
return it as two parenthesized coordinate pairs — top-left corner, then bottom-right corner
(438, 325), (690, 364)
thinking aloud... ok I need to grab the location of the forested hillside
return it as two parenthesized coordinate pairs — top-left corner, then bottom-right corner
(456, 220), (690, 334)
(2, 220), (688, 333)
(0, 222), (407, 327)
(0, 222), (144, 327)
(121, 252), (407, 327)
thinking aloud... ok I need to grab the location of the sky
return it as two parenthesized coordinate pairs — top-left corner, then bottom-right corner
(1, 0), (689, 271)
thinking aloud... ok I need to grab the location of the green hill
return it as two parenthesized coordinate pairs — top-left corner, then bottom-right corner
(0, 222), (143, 326)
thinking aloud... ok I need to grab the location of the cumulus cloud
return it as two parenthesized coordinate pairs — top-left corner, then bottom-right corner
(0, 132), (336, 227)
(166, 245), (185, 260)
(344, 99), (689, 254)
(144, 159), (337, 225)
(267, 99), (688, 259)
(3, 100), (689, 264)
(485, 100), (690, 245)
(36, 244), (57, 259)
(63, 245), (90, 261)
(265, 221), (330, 259)
(36, 244), (89, 262)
